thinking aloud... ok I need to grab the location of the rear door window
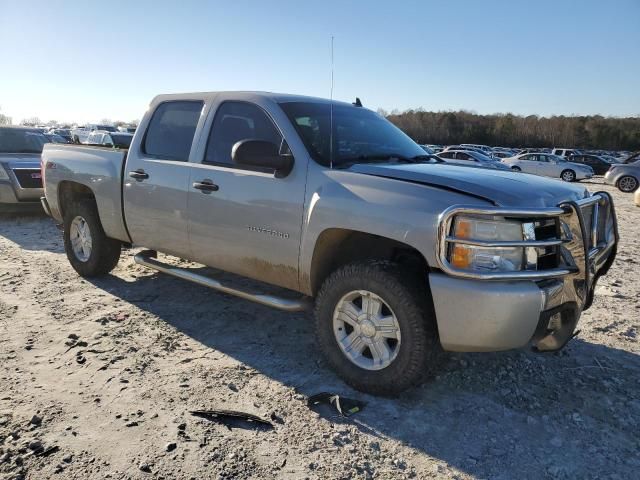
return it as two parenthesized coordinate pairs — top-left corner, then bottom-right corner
(143, 101), (203, 161)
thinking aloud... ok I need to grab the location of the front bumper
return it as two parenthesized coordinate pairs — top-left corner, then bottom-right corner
(430, 192), (618, 352)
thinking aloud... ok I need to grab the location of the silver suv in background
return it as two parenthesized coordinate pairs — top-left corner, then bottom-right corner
(0, 126), (46, 211)
(604, 160), (639, 192)
(502, 153), (593, 182)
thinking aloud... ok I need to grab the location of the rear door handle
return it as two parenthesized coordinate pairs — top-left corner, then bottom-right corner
(193, 179), (219, 193)
(129, 169), (149, 180)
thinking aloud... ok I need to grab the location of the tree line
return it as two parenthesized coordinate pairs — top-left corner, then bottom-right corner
(382, 109), (640, 151)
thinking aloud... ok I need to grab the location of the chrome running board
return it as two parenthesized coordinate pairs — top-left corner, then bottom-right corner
(133, 250), (311, 312)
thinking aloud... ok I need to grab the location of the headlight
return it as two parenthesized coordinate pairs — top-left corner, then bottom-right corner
(449, 216), (525, 272)
(0, 165), (9, 181)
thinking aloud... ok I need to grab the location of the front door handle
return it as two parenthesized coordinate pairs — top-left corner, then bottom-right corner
(193, 179), (219, 193)
(129, 169), (149, 180)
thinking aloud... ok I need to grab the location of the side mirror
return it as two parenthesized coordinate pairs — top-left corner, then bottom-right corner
(232, 140), (294, 178)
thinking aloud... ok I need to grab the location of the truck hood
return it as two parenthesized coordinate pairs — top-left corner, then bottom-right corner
(349, 162), (589, 207)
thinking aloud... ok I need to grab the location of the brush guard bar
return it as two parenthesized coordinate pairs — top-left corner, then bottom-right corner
(436, 192), (618, 311)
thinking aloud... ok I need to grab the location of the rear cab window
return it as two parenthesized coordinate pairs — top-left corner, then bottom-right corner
(143, 101), (204, 161)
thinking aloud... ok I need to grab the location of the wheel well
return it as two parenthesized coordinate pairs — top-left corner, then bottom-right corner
(58, 181), (96, 219)
(309, 229), (430, 295)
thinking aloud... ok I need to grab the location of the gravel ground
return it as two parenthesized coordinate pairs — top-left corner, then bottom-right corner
(0, 179), (638, 480)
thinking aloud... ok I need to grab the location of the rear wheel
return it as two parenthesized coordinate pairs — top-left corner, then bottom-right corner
(561, 169), (576, 182)
(511, 166), (521, 172)
(618, 175), (638, 193)
(63, 199), (121, 277)
(314, 260), (439, 395)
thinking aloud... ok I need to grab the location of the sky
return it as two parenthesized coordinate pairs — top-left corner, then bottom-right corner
(1, 0), (639, 124)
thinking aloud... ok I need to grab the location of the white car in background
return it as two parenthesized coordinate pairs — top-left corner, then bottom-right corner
(86, 130), (134, 149)
(502, 153), (593, 182)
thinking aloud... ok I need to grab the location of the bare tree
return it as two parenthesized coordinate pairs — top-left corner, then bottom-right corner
(0, 107), (11, 126)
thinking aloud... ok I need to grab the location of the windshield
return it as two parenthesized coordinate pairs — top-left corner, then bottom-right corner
(97, 125), (117, 132)
(0, 129), (48, 153)
(279, 102), (427, 167)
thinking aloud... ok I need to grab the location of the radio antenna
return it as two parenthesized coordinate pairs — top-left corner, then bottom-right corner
(329, 35), (334, 169)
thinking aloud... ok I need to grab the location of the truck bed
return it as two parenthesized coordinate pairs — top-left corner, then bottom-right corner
(42, 143), (131, 243)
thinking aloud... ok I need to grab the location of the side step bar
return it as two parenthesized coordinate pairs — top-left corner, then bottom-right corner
(133, 250), (311, 312)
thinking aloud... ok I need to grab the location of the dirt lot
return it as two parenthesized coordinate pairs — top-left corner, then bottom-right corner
(0, 179), (638, 480)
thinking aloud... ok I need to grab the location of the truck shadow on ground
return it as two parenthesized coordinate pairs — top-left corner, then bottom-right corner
(87, 265), (640, 479)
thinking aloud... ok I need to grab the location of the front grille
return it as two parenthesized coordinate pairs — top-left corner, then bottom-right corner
(534, 219), (560, 270)
(12, 169), (42, 189)
(436, 193), (615, 281)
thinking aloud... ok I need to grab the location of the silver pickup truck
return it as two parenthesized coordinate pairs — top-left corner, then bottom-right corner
(41, 92), (618, 395)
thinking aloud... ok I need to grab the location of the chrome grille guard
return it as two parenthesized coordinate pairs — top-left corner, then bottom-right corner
(436, 192), (618, 307)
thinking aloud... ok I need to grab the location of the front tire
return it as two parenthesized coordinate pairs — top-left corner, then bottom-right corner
(63, 199), (121, 277)
(617, 175), (638, 193)
(314, 260), (439, 395)
(561, 169), (576, 182)
(511, 166), (521, 172)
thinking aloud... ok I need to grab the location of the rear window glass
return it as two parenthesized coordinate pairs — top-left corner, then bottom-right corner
(143, 101), (203, 160)
(0, 129), (48, 153)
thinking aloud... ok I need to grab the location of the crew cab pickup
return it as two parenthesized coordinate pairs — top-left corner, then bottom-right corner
(41, 92), (618, 395)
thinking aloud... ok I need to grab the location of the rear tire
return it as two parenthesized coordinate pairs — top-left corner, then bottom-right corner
(561, 169), (576, 182)
(63, 199), (121, 277)
(617, 175), (638, 193)
(314, 260), (440, 396)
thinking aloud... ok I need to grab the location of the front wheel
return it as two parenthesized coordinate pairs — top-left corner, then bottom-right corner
(63, 199), (121, 277)
(561, 169), (576, 182)
(314, 260), (439, 395)
(511, 166), (522, 172)
(618, 175), (638, 193)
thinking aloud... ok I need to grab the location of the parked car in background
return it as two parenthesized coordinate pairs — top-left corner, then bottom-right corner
(459, 144), (493, 155)
(604, 161), (639, 192)
(622, 151), (639, 164)
(568, 154), (615, 175)
(419, 144), (434, 154)
(422, 144), (443, 153)
(552, 148), (581, 158)
(48, 128), (73, 142)
(86, 130), (134, 149)
(491, 151), (514, 159)
(44, 133), (72, 144)
(71, 124), (118, 144)
(502, 153), (593, 182)
(117, 125), (137, 133)
(0, 126), (46, 211)
(443, 145), (495, 158)
(437, 149), (510, 170)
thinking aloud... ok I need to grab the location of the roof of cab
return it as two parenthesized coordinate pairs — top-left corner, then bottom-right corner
(151, 91), (356, 108)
